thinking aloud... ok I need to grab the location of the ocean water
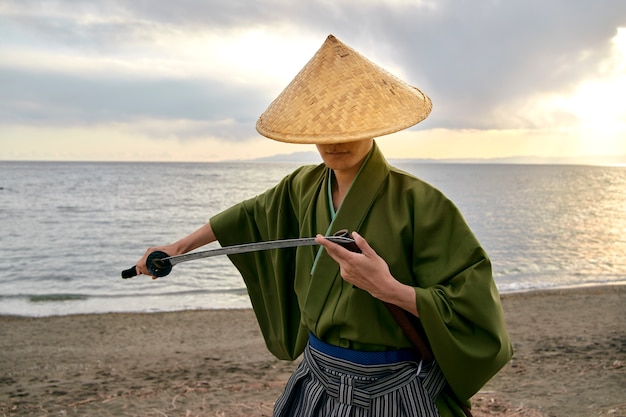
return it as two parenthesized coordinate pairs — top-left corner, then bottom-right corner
(1, 160), (625, 317)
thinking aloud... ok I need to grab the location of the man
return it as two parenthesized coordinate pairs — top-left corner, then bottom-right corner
(135, 34), (512, 416)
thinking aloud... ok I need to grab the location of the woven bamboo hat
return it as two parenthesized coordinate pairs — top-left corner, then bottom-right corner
(256, 34), (431, 144)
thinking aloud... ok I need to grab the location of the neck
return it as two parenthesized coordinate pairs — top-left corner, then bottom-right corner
(334, 169), (357, 191)
(331, 163), (361, 210)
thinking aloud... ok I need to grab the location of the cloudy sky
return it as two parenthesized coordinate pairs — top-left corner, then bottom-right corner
(1, 0), (625, 163)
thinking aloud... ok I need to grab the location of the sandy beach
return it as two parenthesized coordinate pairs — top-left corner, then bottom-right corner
(1, 285), (624, 417)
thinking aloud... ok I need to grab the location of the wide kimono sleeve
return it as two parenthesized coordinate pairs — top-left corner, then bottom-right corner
(209, 165), (324, 361)
(410, 185), (513, 402)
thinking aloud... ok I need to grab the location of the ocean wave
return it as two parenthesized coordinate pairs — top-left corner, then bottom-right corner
(29, 294), (88, 302)
(0, 287), (249, 304)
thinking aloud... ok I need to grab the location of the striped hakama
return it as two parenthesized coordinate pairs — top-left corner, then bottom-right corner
(274, 334), (447, 417)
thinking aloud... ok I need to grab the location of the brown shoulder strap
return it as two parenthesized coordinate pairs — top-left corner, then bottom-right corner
(383, 302), (473, 417)
(384, 302), (433, 362)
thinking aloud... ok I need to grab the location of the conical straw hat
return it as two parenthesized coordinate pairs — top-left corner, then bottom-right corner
(256, 34), (432, 144)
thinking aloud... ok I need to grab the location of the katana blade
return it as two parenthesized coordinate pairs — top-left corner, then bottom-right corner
(121, 230), (359, 279)
(162, 236), (355, 266)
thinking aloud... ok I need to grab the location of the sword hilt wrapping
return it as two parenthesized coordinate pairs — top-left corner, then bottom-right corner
(121, 266), (137, 279)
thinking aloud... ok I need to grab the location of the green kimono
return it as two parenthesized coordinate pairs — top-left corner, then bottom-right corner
(210, 142), (512, 415)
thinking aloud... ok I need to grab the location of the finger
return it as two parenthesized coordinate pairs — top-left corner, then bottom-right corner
(316, 234), (351, 260)
(137, 263), (146, 275)
(351, 232), (373, 255)
(315, 234), (335, 250)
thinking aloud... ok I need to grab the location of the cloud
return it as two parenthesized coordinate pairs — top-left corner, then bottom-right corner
(1, 0), (625, 143)
(354, 0), (626, 129)
(0, 68), (267, 139)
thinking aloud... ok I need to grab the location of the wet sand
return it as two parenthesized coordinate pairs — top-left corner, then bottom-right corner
(1, 285), (624, 416)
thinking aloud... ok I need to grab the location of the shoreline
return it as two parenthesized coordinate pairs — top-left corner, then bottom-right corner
(1, 285), (625, 416)
(3, 281), (626, 319)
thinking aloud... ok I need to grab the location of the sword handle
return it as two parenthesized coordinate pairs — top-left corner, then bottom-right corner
(121, 251), (173, 279)
(121, 266), (138, 279)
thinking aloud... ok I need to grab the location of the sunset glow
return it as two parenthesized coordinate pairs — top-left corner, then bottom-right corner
(1, 2), (624, 165)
